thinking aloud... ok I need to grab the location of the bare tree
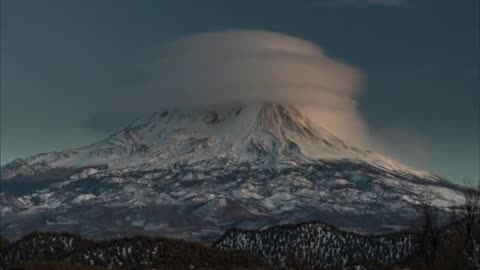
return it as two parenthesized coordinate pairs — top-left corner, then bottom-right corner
(412, 200), (440, 267)
(0, 235), (9, 251)
(285, 248), (311, 270)
(463, 178), (480, 267)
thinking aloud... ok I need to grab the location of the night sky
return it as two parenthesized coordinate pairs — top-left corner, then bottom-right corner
(1, 0), (478, 184)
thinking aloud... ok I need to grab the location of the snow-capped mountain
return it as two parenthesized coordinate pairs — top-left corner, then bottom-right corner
(0, 103), (434, 179)
(0, 103), (466, 240)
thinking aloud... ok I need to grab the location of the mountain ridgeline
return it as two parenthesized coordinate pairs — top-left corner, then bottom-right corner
(0, 232), (268, 270)
(214, 222), (417, 269)
(0, 224), (419, 270)
(1, 219), (478, 270)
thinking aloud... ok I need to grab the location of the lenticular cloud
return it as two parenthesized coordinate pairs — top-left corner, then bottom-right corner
(90, 30), (372, 147)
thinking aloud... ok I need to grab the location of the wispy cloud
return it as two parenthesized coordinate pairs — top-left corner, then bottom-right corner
(310, 0), (415, 8)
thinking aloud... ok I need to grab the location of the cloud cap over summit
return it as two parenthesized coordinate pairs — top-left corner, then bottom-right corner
(90, 30), (370, 146)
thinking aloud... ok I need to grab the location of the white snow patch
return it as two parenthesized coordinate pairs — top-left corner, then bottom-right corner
(72, 194), (96, 204)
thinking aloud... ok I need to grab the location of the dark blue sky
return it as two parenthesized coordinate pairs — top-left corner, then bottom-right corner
(1, 0), (478, 183)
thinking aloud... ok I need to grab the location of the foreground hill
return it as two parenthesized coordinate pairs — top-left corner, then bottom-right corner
(9, 263), (106, 270)
(0, 232), (267, 270)
(214, 221), (417, 269)
(215, 220), (479, 270)
(1, 218), (477, 270)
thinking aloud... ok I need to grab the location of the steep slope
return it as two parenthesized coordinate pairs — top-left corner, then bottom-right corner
(0, 103), (466, 240)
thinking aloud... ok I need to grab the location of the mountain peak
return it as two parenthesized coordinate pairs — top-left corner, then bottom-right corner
(1, 102), (435, 180)
(255, 104), (317, 139)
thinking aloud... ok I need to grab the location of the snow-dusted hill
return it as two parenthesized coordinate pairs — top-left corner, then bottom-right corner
(0, 103), (466, 240)
(0, 232), (267, 270)
(215, 221), (417, 269)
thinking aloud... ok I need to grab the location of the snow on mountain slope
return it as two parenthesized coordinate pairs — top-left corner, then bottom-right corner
(1, 103), (436, 180)
(0, 103), (466, 241)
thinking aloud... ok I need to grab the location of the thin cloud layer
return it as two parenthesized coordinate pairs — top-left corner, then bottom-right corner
(311, 0), (414, 8)
(90, 30), (372, 146)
